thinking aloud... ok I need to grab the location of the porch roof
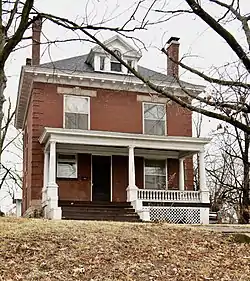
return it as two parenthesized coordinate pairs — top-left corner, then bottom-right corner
(39, 127), (210, 153)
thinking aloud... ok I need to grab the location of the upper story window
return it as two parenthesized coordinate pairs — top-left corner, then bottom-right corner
(110, 49), (122, 72)
(64, 95), (90, 130)
(100, 56), (105, 70)
(143, 103), (166, 135)
(57, 154), (77, 179)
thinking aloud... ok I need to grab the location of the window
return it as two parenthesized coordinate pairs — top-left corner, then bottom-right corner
(111, 49), (122, 72)
(127, 60), (133, 73)
(64, 95), (89, 130)
(57, 154), (77, 178)
(100, 56), (105, 70)
(143, 103), (166, 135)
(145, 160), (166, 190)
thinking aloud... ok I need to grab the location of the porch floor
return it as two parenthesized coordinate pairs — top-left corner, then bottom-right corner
(58, 200), (142, 222)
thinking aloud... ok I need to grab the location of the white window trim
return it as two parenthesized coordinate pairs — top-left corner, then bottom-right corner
(143, 158), (168, 190)
(63, 95), (90, 130)
(57, 153), (78, 179)
(142, 102), (167, 135)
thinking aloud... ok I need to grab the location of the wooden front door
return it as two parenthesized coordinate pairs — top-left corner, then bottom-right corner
(92, 155), (111, 201)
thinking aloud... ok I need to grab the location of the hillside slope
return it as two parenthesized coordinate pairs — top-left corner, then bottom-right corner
(0, 218), (250, 280)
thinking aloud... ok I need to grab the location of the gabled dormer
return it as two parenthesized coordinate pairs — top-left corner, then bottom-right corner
(86, 35), (142, 74)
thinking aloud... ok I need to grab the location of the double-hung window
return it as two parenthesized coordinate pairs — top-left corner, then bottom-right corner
(64, 95), (89, 130)
(110, 49), (122, 72)
(57, 154), (77, 179)
(145, 160), (166, 190)
(143, 103), (166, 135)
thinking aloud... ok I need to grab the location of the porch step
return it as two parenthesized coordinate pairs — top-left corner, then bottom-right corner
(59, 201), (142, 222)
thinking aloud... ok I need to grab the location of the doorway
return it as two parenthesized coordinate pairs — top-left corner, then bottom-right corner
(92, 155), (111, 201)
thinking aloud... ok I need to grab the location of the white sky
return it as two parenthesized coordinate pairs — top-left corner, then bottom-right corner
(1, 0), (248, 209)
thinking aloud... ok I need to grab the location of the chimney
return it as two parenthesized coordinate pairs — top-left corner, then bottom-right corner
(26, 58), (32, 66)
(166, 37), (180, 77)
(32, 17), (42, 65)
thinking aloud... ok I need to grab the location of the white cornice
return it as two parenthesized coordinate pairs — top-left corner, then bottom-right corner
(23, 66), (205, 94)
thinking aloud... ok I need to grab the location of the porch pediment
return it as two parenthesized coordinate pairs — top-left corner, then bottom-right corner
(39, 127), (210, 153)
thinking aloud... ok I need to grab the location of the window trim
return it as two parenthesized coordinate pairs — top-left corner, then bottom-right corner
(57, 153), (78, 179)
(143, 158), (168, 190)
(142, 102), (167, 135)
(63, 95), (90, 130)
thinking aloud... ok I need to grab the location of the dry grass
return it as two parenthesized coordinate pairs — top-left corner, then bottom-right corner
(0, 218), (250, 281)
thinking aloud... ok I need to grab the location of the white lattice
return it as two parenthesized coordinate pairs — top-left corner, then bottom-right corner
(149, 207), (201, 224)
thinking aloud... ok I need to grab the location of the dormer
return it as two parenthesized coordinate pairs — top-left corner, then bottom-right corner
(86, 35), (142, 74)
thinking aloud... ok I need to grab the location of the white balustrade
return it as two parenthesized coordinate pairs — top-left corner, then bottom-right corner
(137, 189), (201, 203)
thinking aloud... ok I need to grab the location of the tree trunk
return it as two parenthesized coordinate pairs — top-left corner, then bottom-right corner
(0, 68), (6, 160)
(238, 132), (250, 224)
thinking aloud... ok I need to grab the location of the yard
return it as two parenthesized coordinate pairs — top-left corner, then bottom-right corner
(0, 218), (250, 280)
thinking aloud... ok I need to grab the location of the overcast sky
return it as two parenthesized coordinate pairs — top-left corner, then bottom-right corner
(1, 0), (248, 209)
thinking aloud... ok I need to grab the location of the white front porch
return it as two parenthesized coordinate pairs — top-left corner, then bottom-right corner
(39, 128), (210, 224)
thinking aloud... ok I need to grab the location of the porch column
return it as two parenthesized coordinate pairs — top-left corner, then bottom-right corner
(179, 158), (185, 191)
(42, 151), (49, 208)
(47, 141), (61, 219)
(199, 149), (209, 203)
(126, 145), (138, 203)
(199, 149), (209, 223)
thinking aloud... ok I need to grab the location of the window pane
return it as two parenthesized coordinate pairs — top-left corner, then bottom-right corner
(65, 96), (89, 114)
(78, 114), (88, 130)
(100, 57), (105, 70)
(65, 113), (88, 130)
(65, 112), (77, 129)
(144, 120), (165, 135)
(144, 104), (165, 120)
(145, 175), (166, 190)
(57, 163), (77, 178)
(145, 160), (166, 175)
(111, 62), (122, 72)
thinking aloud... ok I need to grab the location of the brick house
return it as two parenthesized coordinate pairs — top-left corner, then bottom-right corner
(15, 20), (210, 223)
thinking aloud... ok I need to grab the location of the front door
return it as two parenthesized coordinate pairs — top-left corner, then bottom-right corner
(92, 155), (111, 201)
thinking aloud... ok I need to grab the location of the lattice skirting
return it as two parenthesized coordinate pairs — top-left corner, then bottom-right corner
(148, 207), (201, 224)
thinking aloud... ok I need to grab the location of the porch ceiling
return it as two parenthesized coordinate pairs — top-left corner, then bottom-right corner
(40, 127), (210, 154)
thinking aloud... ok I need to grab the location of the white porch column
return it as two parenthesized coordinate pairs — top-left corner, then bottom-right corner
(199, 149), (209, 204)
(47, 141), (61, 219)
(179, 158), (185, 191)
(126, 145), (138, 203)
(42, 151), (49, 208)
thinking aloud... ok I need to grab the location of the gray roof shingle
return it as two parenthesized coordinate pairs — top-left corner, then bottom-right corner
(40, 54), (197, 87)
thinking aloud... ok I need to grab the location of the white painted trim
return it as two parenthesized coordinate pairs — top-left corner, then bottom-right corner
(24, 66), (205, 92)
(40, 127), (210, 153)
(143, 102), (167, 135)
(165, 158), (168, 190)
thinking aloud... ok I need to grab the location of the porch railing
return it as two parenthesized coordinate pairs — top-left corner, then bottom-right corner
(137, 189), (201, 203)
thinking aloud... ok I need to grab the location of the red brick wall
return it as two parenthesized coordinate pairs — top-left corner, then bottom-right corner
(22, 82), (193, 213)
(167, 101), (192, 136)
(58, 154), (91, 201)
(91, 89), (142, 133)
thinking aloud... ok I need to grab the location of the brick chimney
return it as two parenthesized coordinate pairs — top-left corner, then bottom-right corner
(32, 17), (42, 65)
(166, 37), (180, 77)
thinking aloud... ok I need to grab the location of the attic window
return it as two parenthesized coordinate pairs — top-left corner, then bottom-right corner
(100, 56), (105, 70)
(111, 49), (122, 72)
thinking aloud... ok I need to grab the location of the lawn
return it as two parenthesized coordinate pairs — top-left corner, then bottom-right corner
(0, 218), (250, 280)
